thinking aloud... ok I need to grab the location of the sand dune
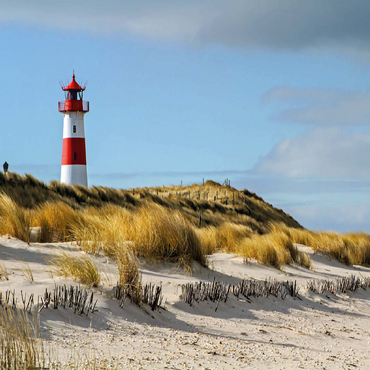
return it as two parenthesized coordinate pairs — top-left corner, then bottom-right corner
(1, 236), (370, 369)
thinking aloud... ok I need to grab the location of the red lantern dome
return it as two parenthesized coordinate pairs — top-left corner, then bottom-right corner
(58, 73), (89, 113)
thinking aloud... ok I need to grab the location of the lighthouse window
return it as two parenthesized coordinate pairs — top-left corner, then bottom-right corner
(73, 125), (76, 133)
(74, 153), (77, 161)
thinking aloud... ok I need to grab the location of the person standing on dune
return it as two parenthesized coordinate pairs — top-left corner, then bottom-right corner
(3, 161), (8, 174)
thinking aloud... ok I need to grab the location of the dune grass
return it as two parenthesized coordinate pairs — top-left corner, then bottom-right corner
(0, 192), (30, 242)
(0, 306), (118, 369)
(305, 231), (370, 266)
(0, 308), (45, 370)
(196, 222), (252, 255)
(0, 173), (302, 234)
(133, 205), (205, 268)
(14, 174), (370, 271)
(71, 204), (206, 271)
(21, 262), (34, 282)
(196, 221), (311, 269)
(33, 201), (76, 242)
(271, 223), (370, 267)
(0, 189), (308, 271)
(238, 231), (312, 269)
(0, 262), (9, 280)
(51, 250), (101, 287)
(115, 247), (142, 304)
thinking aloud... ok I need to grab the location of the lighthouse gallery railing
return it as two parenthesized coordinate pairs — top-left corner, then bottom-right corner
(58, 101), (89, 112)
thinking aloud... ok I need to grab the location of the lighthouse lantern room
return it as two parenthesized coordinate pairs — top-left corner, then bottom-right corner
(59, 73), (89, 187)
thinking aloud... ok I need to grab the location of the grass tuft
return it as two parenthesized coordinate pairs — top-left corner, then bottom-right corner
(33, 201), (76, 242)
(0, 262), (9, 280)
(51, 250), (101, 287)
(196, 222), (252, 255)
(133, 204), (206, 268)
(0, 308), (45, 370)
(0, 192), (30, 242)
(0, 306), (118, 369)
(72, 204), (206, 270)
(116, 247), (142, 304)
(271, 223), (370, 267)
(238, 231), (311, 269)
(21, 263), (34, 282)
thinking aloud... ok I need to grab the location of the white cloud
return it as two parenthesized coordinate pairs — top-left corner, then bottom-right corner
(2, 1), (370, 52)
(254, 128), (370, 179)
(264, 86), (370, 126)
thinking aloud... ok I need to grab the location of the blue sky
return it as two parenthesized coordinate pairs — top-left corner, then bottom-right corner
(1, 1), (370, 232)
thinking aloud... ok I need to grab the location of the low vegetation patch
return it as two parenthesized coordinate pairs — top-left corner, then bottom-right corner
(0, 308), (45, 370)
(133, 205), (205, 268)
(72, 204), (206, 271)
(33, 201), (76, 242)
(21, 263), (34, 282)
(0, 192), (30, 242)
(181, 278), (301, 309)
(51, 250), (101, 287)
(196, 222), (252, 255)
(0, 304), (116, 369)
(272, 223), (370, 267)
(0, 263), (9, 280)
(307, 275), (370, 294)
(238, 232), (312, 269)
(4, 174), (370, 270)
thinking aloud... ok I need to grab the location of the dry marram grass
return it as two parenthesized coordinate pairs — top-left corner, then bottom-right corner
(0, 192), (30, 242)
(5, 174), (370, 269)
(238, 231), (312, 269)
(21, 262), (34, 282)
(72, 204), (206, 270)
(196, 222), (252, 255)
(0, 262), (9, 280)
(51, 250), (101, 287)
(0, 308), (45, 370)
(33, 201), (76, 242)
(272, 223), (370, 267)
(0, 307), (117, 369)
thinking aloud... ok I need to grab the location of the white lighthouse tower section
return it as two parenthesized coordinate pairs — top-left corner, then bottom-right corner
(60, 112), (88, 187)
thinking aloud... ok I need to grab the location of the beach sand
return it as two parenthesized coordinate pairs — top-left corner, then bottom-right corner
(1, 235), (370, 369)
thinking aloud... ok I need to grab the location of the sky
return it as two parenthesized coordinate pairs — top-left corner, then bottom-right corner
(1, 0), (370, 232)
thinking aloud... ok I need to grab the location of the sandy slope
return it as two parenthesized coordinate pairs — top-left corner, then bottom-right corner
(1, 236), (370, 369)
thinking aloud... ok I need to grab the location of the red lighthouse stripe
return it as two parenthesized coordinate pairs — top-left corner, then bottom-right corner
(62, 138), (87, 165)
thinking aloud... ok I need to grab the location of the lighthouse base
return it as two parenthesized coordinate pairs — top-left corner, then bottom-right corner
(61, 165), (88, 187)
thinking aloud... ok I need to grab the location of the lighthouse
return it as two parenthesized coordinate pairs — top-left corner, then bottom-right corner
(58, 73), (89, 187)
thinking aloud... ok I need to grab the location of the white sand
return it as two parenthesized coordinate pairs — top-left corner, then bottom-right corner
(1, 236), (370, 369)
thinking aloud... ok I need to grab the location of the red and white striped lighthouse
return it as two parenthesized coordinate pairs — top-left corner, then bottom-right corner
(58, 73), (89, 187)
